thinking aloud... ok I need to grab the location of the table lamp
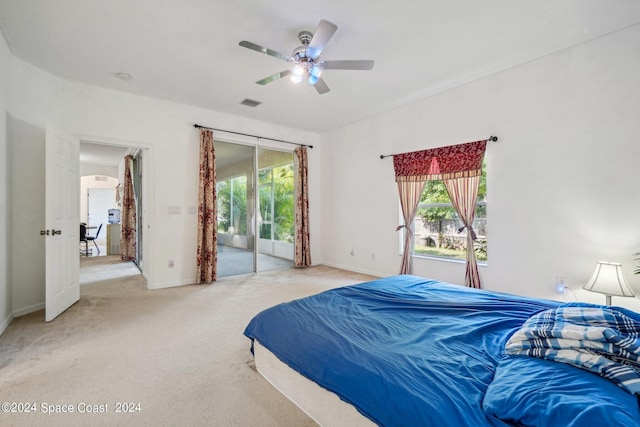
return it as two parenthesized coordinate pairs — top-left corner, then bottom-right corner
(583, 261), (635, 305)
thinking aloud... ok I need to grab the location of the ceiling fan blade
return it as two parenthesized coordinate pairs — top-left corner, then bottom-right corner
(256, 70), (292, 85)
(239, 41), (292, 62)
(321, 60), (374, 70)
(307, 20), (337, 59)
(314, 77), (330, 95)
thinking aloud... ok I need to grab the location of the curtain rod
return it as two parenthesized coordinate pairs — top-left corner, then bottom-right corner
(193, 124), (313, 149)
(379, 136), (498, 159)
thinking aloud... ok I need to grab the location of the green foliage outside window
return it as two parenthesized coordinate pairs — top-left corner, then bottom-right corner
(217, 163), (294, 243)
(259, 164), (295, 243)
(415, 159), (487, 261)
(217, 176), (247, 235)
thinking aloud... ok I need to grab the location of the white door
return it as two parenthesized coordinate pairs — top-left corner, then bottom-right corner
(45, 125), (80, 322)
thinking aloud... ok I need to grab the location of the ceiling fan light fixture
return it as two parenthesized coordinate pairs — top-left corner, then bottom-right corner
(293, 64), (306, 76)
(239, 19), (374, 95)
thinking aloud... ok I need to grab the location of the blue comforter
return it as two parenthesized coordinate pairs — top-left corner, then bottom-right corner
(244, 275), (640, 426)
(244, 275), (556, 425)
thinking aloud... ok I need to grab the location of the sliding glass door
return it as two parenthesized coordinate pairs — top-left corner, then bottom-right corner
(257, 148), (294, 272)
(216, 142), (294, 277)
(216, 142), (256, 277)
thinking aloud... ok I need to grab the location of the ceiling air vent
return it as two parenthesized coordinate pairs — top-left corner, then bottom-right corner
(240, 98), (262, 108)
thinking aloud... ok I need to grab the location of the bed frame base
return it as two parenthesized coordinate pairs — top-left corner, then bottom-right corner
(254, 341), (375, 427)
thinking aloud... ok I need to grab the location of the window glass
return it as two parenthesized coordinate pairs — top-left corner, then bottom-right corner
(258, 163), (294, 243)
(216, 176), (247, 235)
(412, 160), (487, 262)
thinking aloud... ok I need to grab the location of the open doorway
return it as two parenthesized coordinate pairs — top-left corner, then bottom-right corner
(79, 141), (146, 285)
(81, 177), (118, 256)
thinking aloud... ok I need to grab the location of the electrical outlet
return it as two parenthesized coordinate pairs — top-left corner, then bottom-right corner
(168, 206), (181, 215)
(555, 277), (567, 294)
(168, 259), (175, 268)
(350, 249), (355, 256)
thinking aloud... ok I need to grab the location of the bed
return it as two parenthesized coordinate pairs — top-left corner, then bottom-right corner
(244, 275), (640, 426)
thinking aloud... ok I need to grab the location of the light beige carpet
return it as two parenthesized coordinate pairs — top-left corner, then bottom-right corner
(0, 256), (375, 427)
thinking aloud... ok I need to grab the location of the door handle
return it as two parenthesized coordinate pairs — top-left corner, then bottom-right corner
(51, 229), (62, 235)
(40, 230), (50, 236)
(40, 229), (62, 236)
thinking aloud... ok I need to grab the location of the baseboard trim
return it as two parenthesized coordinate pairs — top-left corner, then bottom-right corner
(148, 279), (195, 290)
(0, 312), (14, 336)
(320, 262), (385, 279)
(149, 265), (385, 290)
(1, 301), (45, 335)
(13, 302), (45, 318)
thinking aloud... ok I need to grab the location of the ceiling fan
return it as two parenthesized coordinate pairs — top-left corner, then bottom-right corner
(239, 20), (374, 95)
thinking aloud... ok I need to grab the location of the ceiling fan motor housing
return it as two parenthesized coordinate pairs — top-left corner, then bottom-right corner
(292, 30), (314, 62)
(292, 45), (309, 62)
(298, 30), (313, 45)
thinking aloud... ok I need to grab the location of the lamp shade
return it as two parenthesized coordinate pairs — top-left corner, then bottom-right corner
(583, 261), (635, 303)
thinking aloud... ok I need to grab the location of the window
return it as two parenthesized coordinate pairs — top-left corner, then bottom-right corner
(258, 162), (294, 243)
(215, 154), (294, 243)
(216, 175), (247, 235)
(411, 160), (487, 262)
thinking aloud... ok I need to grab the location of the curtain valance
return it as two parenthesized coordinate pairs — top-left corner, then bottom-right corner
(393, 140), (487, 182)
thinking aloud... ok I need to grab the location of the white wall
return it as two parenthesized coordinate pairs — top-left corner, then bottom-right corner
(5, 52), (322, 317)
(58, 83), (323, 289)
(0, 26), (11, 331)
(80, 162), (119, 178)
(321, 24), (640, 310)
(7, 117), (46, 314)
(80, 175), (119, 226)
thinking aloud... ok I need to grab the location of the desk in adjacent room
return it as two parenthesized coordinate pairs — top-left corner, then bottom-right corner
(107, 223), (121, 255)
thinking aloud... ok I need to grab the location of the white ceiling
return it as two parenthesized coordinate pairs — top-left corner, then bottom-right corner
(1, 1), (640, 134)
(79, 142), (129, 167)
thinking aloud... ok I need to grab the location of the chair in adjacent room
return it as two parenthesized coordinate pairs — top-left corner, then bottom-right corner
(81, 223), (103, 256)
(80, 223), (88, 256)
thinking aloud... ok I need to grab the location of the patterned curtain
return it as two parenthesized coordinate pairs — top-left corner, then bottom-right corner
(396, 180), (426, 274)
(393, 140), (487, 286)
(444, 175), (482, 288)
(120, 155), (136, 261)
(294, 146), (311, 267)
(196, 129), (217, 284)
